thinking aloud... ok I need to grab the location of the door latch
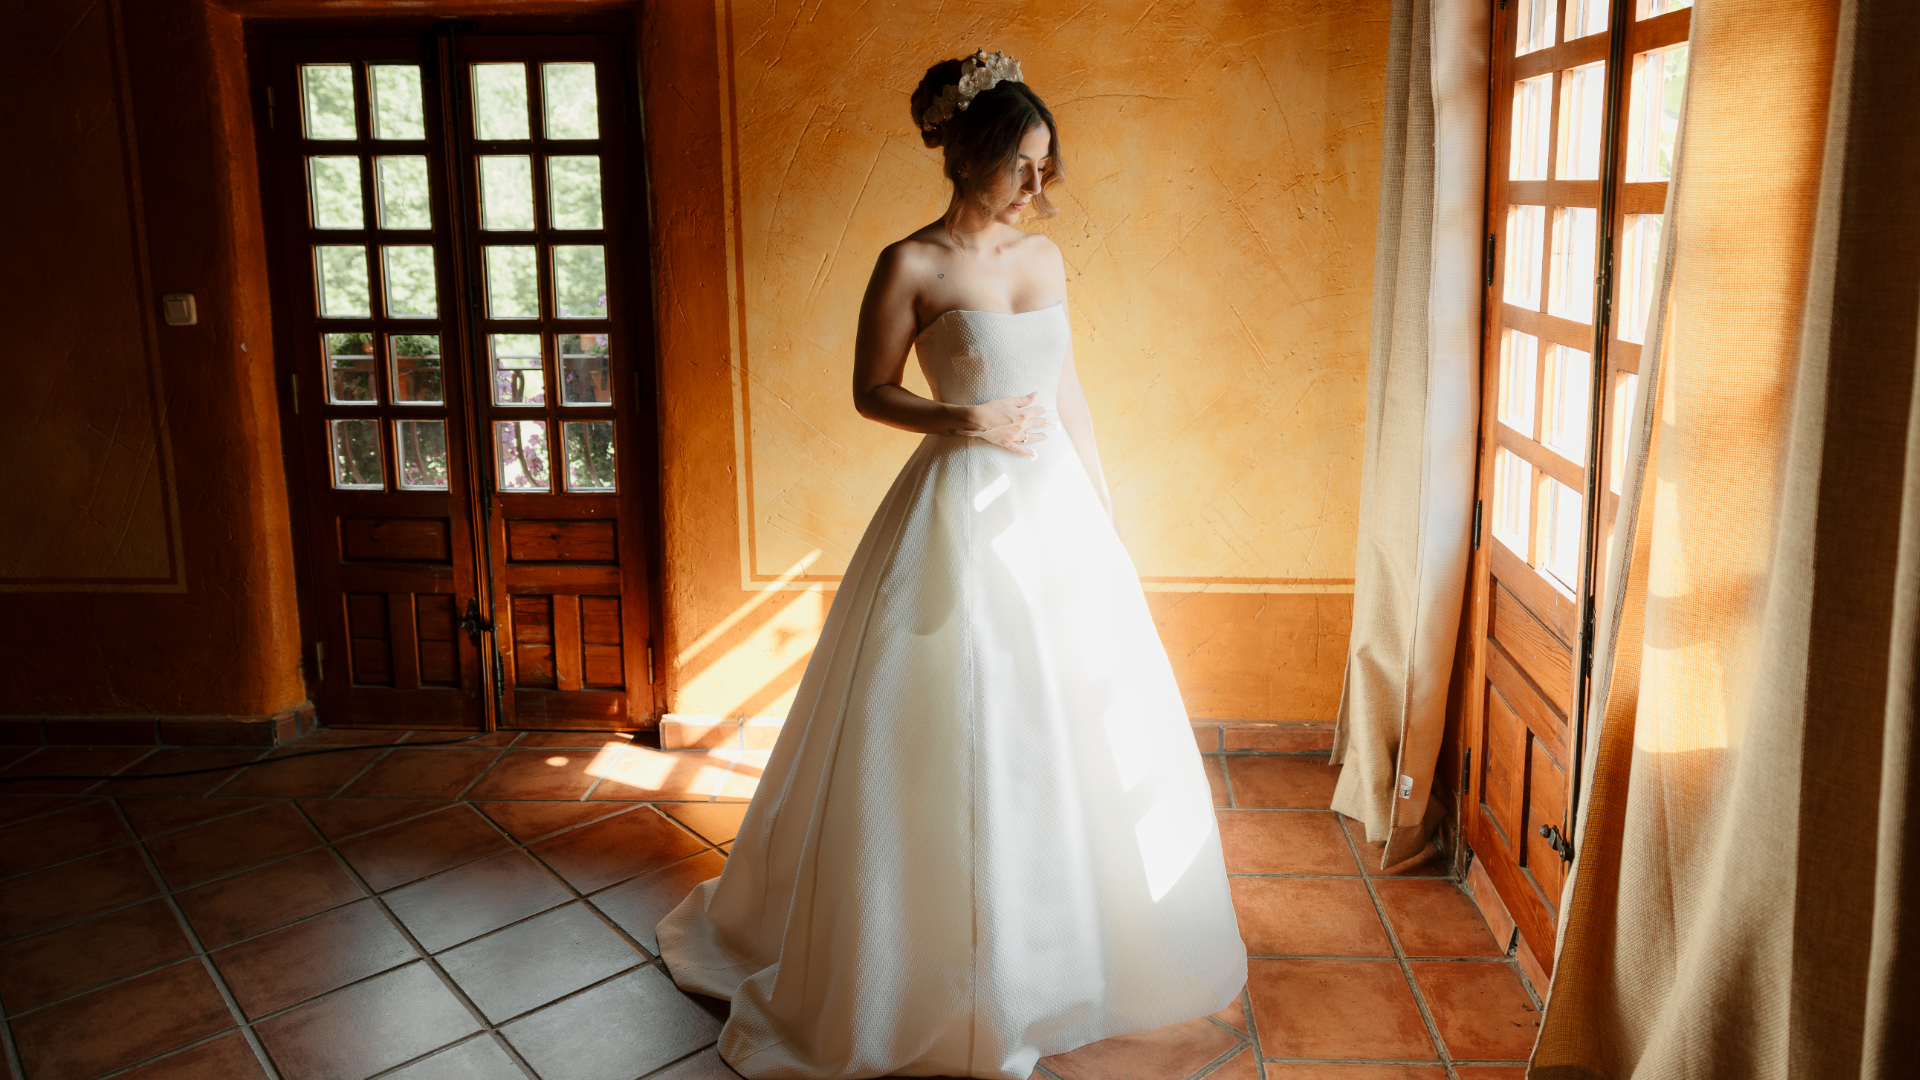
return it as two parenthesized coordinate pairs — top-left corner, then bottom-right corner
(1538, 822), (1574, 862)
(458, 599), (493, 645)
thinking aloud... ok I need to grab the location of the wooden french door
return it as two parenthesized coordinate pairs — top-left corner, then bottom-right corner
(261, 30), (657, 730)
(1465, 0), (1691, 972)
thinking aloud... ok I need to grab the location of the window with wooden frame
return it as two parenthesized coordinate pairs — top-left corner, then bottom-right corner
(1464, 0), (1692, 978)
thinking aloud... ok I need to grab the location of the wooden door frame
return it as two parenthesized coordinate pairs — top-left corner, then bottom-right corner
(246, 12), (669, 730)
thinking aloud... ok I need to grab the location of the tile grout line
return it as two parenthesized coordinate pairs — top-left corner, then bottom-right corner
(1339, 815), (1459, 1080)
(0, 998), (23, 1080)
(282, 798), (554, 1080)
(106, 796), (290, 1080)
(462, 795), (687, 967)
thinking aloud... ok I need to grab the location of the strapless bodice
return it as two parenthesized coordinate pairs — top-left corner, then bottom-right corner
(912, 302), (1071, 409)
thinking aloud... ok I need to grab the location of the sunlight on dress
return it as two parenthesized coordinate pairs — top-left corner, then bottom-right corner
(657, 304), (1247, 1080)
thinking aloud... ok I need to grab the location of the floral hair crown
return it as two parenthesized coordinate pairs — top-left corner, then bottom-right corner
(919, 50), (1025, 135)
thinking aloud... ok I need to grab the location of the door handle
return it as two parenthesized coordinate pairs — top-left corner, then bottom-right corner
(1538, 822), (1574, 862)
(458, 598), (493, 646)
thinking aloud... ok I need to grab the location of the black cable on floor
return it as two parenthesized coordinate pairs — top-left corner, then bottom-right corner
(0, 730), (498, 783)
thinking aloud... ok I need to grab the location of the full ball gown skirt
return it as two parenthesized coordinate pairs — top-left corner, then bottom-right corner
(656, 303), (1247, 1080)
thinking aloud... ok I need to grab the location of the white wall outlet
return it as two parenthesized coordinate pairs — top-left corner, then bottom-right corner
(161, 293), (197, 325)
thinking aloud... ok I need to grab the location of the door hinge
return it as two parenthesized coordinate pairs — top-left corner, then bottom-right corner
(312, 640), (325, 682)
(646, 643), (656, 685)
(458, 598), (493, 646)
(1539, 821), (1574, 862)
(1581, 600), (1596, 676)
(290, 373), (299, 414)
(1485, 232), (1496, 287)
(1472, 499), (1483, 551)
(266, 86), (275, 129)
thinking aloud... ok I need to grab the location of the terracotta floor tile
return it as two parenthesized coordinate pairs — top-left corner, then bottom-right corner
(1247, 958), (1435, 1060)
(1452, 1069), (1530, 1079)
(660, 802), (749, 845)
(380, 1033), (526, 1080)
(254, 961), (481, 1080)
(516, 732), (632, 749)
(94, 749), (269, 797)
(1217, 810), (1360, 875)
(1222, 755), (1340, 808)
(530, 806), (707, 893)
(1, 801), (133, 880)
(1042, 1014), (1242, 1080)
(1409, 961), (1540, 1061)
(11, 960), (233, 1080)
(649, 1048), (746, 1079)
(1201, 1048), (1261, 1080)
(1374, 879), (1502, 958)
(1267, 1060), (1443, 1068)
(1191, 755), (1223, 808)
(385, 849), (573, 953)
(588, 746), (736, 801)
(439, 902), (644, 1022)
(299, 798), (444, 841)
(1229, 877), (1392, 957)
(0, 897), (193, 1011)
(1341, 817), (1449, 877)
(144, 802), (321, 888)
(335, 804), (512, 892)
(118, 797), (275, 838)
(714, 750), (770, 801)
(338, 749), (502, 800)
(210, 747), (388, 799)
(464, 750), (606, 800)
(115, 1031), (269, 1080)
(474, 800), (634, 843)
(500, 965), (721, 1080)
(0, 746), (154, 794)
(175, 848), (364, 949)
(423, 730), (525, 746)
(0, 844), (157, 939)
(284, 729), (412, 748)
(591, 850), (726, 951)
(1213, 991), (1248, 1033)
(0, 794), (90, 826)
(214, 897), (418, 1018)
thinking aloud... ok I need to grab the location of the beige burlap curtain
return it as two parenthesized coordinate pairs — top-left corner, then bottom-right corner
(1330, 0), (1485, 866)
(1533, 0), (1920, 1074)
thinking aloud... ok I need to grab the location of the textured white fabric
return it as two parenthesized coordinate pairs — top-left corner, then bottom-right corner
(656, 303), (1247, 1080)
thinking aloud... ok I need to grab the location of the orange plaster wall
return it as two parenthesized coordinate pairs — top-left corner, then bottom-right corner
(643, 0), (1389, 721)
(0, 0), (305, 718)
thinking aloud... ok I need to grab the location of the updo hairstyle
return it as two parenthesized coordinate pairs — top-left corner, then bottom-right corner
(910, 58), (1063, 225)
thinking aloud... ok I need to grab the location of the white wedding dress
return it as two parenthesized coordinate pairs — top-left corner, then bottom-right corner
(656, 303), (1247, 1080)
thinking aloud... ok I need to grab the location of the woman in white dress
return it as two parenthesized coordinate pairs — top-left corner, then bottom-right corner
(656, 50), (1247, 1080)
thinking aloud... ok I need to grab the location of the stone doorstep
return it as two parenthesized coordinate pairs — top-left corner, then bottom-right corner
(662, 714), (1334, 754)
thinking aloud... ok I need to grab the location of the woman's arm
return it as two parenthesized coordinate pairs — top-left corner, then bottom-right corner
(852, 243), (1049, 456)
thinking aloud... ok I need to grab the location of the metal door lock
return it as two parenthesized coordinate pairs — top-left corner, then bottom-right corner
(1538, 823), (1574, 862)
(458, 599), (493, 645)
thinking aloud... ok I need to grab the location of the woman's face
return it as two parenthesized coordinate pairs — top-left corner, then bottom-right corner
(987, 122), (1052, 224)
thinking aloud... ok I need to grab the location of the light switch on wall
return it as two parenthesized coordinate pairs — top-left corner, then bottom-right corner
(161, 293), (197, 326)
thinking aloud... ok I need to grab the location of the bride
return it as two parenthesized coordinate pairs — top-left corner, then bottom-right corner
(657, 50), (1247, 1080)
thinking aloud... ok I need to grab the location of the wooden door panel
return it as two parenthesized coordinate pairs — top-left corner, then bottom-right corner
(1490, 582), (1573, 713)
(1487, 641), (1568, 765)
(1482, 685), (1524, 850)
(1523, 733), (1568, 910)
(449, 35), (654, 729)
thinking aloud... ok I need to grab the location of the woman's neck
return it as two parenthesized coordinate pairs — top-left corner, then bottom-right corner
(946, 206), (1009, 255)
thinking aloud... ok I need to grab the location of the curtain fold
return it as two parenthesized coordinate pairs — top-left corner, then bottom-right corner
(1330, 0), (1485, 867)
(1533, 0), (1920, 1075)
